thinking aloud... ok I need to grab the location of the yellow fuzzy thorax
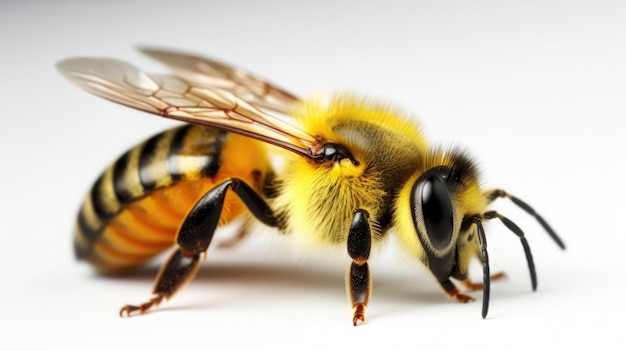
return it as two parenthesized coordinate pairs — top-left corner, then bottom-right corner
(272, 94), (428, 246)
(293, 94), (426, 156)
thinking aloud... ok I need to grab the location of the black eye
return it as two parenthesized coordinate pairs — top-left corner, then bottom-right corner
(314, 143), (359, 166)
(421, 176), (454, 250)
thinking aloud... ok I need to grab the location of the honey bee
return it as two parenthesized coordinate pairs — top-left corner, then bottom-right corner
(57, 48), (565, 325)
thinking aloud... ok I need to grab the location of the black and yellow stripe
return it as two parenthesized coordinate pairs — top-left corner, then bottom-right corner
(74, 124), (232, 272)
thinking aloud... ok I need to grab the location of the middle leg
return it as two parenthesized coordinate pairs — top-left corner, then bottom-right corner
(346, 209), (372, 326)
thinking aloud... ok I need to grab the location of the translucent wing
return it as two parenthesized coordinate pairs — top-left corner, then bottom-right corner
(138, 48), (299, 115)
(56, 57), (321, 158)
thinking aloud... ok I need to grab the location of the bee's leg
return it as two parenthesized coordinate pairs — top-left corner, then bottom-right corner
(462, 272), (507, 291)
(119, 248), (200, 316)
(456, 218), (506, 292)
(483, 210), (538, 291)
(346, 209), (372, 326)
(439, 279), (476, 304)
(486, 189), (565, 249)
(120, 178), (277, 317)
(459, 214), (493, 319)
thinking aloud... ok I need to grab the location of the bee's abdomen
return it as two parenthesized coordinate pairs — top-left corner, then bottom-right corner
(74, 125), (229, 272)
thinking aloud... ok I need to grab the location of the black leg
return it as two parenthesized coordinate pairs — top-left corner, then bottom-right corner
(486, 189), (565, 249)
(120, 178), (277, 317)
(177, 179), (277, 254)
(460, 216), (510, 319)
(474, 217), (491, 319)
(484, 210), (537, 291)
(120, 249), (200, 316)
(346, 209), (372, 326)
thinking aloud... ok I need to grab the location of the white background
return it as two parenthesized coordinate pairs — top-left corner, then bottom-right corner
(1, 0), (624, 349)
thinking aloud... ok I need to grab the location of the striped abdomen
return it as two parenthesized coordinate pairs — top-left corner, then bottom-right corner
(75, 124), (270, 273)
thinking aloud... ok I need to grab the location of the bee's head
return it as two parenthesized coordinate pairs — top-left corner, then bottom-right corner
(395, 149), (485, 282)
(395, 147), (564, 319)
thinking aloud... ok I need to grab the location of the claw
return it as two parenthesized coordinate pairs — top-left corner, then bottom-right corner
(454, 292), (476, 303)
(119, 294), (164, 317)
(352, 304), (366, 326)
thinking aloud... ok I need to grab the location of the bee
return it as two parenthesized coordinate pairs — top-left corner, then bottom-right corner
(57, 48), (565, 325)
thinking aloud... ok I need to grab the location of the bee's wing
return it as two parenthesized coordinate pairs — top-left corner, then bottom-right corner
(139, 47), (298, 115)
(57, 57), (320, 158)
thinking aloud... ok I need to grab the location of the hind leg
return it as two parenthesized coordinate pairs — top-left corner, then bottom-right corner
(120, 179), (277, 316)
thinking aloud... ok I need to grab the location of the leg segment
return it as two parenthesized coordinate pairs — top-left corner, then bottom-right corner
(462, 272), (506, 291)
(120, 249), (200, 316)
(438, 279), (476, 304)
(486, 189), (565, 249)
(177, 179), (277, 254)
(451, 214), (494, 318)
(120, 178), (277, 317)
(346, 209), (372, 326)
(348, 262), (370, 326)
(484, 210), (537, 291)
(474, 216), (491, 319)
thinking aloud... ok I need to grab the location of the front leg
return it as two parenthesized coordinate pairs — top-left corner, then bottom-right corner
(346, 209), (372, 326)
(120, 178), (277, 317)
(439, 279), (476, 304)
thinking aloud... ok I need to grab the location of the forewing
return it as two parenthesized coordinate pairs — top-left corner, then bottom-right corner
(56, 57), (319, 157)
(139, 47), (299, 115)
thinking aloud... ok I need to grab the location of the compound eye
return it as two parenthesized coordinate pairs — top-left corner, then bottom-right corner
(420, 176), (454, 250)
(315, 143), (359, 166)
